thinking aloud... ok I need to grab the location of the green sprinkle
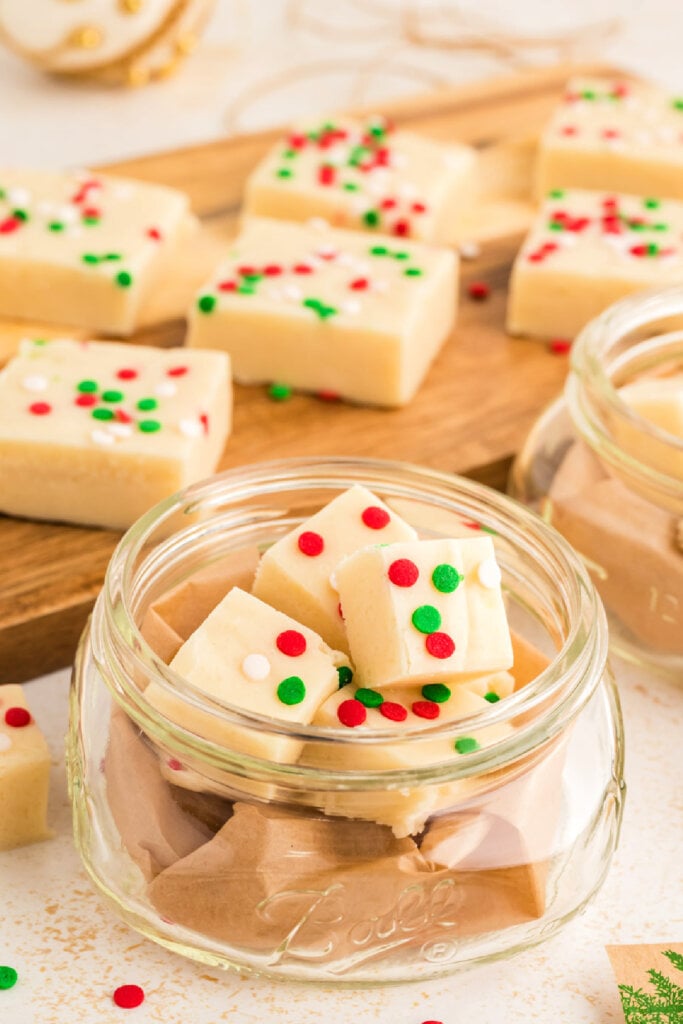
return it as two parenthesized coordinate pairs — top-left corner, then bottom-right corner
(411, 604), (442, 635)
(322, 121), (336, 132)
(12, 208), (28, 222)
(394, 251), (410, 260)
(48, 221), (64, 232)
(82, 253), (99, 265)
(363, 209), (380, 228)
(92, 407), (114, 421)
(237, 284), (255, 295)
(548, 220), (565, 231)
(83, 215), (100, 225)
(77, 379), (98, 393)
(644, 198), (661, 209)
(277, 676), (306, 705)
(282, 149), (298, 159)
(355, 687), (384, 708)
(629, 221), (646, 231)
(197, 294), (216, 314)
(268, 382), (292, 402)
(455, 737), (480, 754)
(0, 966), (18, 991)
(653, 222), (669, 231)
(276, 168), (293, 179)
(343, 182), (359, 191)
(431, 563), (462, 593)
(102, 390), (123, 403)
(336, 665), (353, 688)
(368, 122), (386, 138)
(348, 145), (368, 166)
(104, 252), (121, 261)
(404, 267), (422, 277)
(422, 683), (451, 703)
(302, 297), (337, 320)
(672, 98), (683, 111)
(370, 245), (388, 256)
(647, 242), (660, 256)
(548, 188), (565, 198)
(115, 270), (133, 288)
(31, 338), (47, 346)
(139, 419), (161, 433)
(242, 273), (262, 283)
(484, 691), (501, 703)
(137, 397), (157, 411)
(581, 89), (596, 100)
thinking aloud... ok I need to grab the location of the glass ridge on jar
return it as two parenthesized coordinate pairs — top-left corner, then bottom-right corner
(69, 458), (624, 983)
(511, 286), (683, 678)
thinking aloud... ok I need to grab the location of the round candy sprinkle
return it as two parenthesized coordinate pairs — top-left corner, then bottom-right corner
(21, 374), (48, 392)
(477, 557), (502, 589)
(337, 699), (367, 727)
(268, 382), (292, 401)
(277, 676), (306, 705)
(155, 381), (177, 398)
(361, 505), (390, 529)
(426, 632), (455, 659)
(5, 707), (31, 727)
(242, 653), (270, 681)
(336, 665), (353, 688)
(115, 271), (133, 288)
(379, 701), (407, 722)
(412, 700), (439, 720)
(197, 294), (216, 314)
(102, 390), (123, 403)
(411, 605), (441, 635)
(28, 401), (51, 415)
(92, 407), (115, 421)
(0, 966), (18, 990)
(113, 984), (145, 1009)
(549, 338), (572, 355)
(455, 736), (480, 754)
(138, 419), (161, 433)
(468, 280), (490, 300)
(484, 691), (500, 703)
(298, 531), (324, 557)
(167, 758), (183, 771)
(276, 630), (306, 657)
(116, 367), (138, 380)
(422, 683), (451, 703)
(354, 687), (384, 708)
(431, 563), (462, 593)
(75, 393), (97, 407)
(388, 558), (419, 587)
(137, 397), (158, 412)
(167, 365), (189, 377)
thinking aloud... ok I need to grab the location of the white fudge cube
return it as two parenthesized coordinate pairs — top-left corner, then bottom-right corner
(144, 588), (346, 763)
(0, 169), (192, 334)
(507, 188), (683, 340)
(0, 685), (52, 851)
(186, 217), (457, 407)
(334, 537), (513, 687)
(536, 77), (683, 201)
(252, 484), (417, 653)
(244, 115), (476, 242)
(0, 337), (231, 530)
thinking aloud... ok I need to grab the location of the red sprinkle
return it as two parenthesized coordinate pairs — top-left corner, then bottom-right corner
(412, 201), (427, 214)
(560, 125), (577, 136)
(29, 401), (51, 415)
(199, 413), (210, 435)
(298, 531), (324, 557)
(318, 165), (336, 186)
(337, 699), (367, 727)
(316, 389), (340, 402)
(602, 128), (620, 139)
(350, 277), (369, 290)
(361, 506), (390, 530)
(113, 984), (145, 1010)
(146, 227), (163, 241)
(288, 133), (306, 149)
(468, 281), (490, 300)
(388, 558), (419, 587)
(263, 264), (283, 276)
(115, 409), (133, 424)
(293, 263), (313, 275)
(379, 701), (408, 722)
(5, 707), (31, 728)
(167, 758), (183, 771)
(116, 367), (138, 380)
(75, 393), (97, 407)
(82, 206), (100, 219)
(425, 632), (455, 659)
(549, 338), (572, 355)
(218, 280), (237, 291)
(237, 265), (256, 276)
(167, 366), (188, 377)
(412, 700), (440, 720)
(276, 630), (307, 657)
(380, 198), (397, 210)
(393, 219), (410, 237)
(0, 217), (22, 234)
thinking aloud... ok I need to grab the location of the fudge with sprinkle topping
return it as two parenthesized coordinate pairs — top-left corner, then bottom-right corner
(243, 114), (476, 242)
(187, 217), (457, 407)
(0, 685), (52, 851)
(0, 338), (231, 530)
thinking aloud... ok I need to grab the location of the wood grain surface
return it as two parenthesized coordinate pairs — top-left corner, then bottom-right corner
(0, 62), (617, 683)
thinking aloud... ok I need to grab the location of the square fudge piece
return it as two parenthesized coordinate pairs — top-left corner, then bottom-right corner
(0, 685), (52, 851)
(0, 338), (231, 530)
(244, 114), (476, 242)
(335, 537), (513, 687)
(0, 168), (191, 334)
(253, 484), (417, 653)
(187, 217), (457, 407)
(536, 77), (683, 201)
(506, 189), (683, 339)
(144, 588), (347, 763)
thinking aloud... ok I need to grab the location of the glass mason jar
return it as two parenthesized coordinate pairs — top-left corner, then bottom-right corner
(68, 458), (624, 984)
(511, 287), (683, 678)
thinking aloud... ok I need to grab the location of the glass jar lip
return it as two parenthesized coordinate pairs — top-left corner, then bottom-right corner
(101, 456), (608, 779)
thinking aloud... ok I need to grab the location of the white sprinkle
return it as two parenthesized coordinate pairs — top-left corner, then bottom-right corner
(0, 734), (11, 753)
(109, 423), (133, 439)
(7, 186), (31, 207)
(242, 653), (270, 681)
(283, 284), (302, 301)
(57, 204), (79, 225)
(477, 557), (502, 589)
(179, 417), (203, 438)
(306, 217), (330, 231)
(342, 299), (361, 315)
(459, 241), (481, 260)
(36, 200), (56, 218)
(155, 380), (177, 398)
(91, 429), (115, 446)
(21, 374), (48, 392)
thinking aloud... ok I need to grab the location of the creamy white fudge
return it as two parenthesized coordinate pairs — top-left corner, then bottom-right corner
(186, 217), (457, 407)
(144, 588), (346, 763)
(0, 338), (231, 530)
(0, 684), (52, 851)
(620, 376), (683, 438)
(244, 115), (476, 242)
(536, 77), (683, 200)
(0, 168), (191, 334)
(335, 537), (513, 687)
(507, 189), (683, 339)
(253, 484), (417, 653)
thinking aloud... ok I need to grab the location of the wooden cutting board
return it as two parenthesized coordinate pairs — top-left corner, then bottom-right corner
(0, 62), (618, 684)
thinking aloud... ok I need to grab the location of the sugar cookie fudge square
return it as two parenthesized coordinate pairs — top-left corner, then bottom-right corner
(244, 115), (476, 242)
(0, 685), (52, 851)
(506, 189), (683, 340)
(0, 168), (191, 334)
(252, 484), (417, 653)
(536, 77), (683, 201)
(335, 537), (513, 687)
(144, 588), (346, 763)
(186, 217), (457, 407)
(0, 338), (231, 530)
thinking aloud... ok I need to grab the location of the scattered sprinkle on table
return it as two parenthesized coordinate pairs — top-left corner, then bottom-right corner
(113, 984), (145, 1009)
(468, 280), (490, 300)
(0, 966), (18, 990)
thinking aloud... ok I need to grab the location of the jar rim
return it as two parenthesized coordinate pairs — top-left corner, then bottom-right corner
(98, 456), (608, 784)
